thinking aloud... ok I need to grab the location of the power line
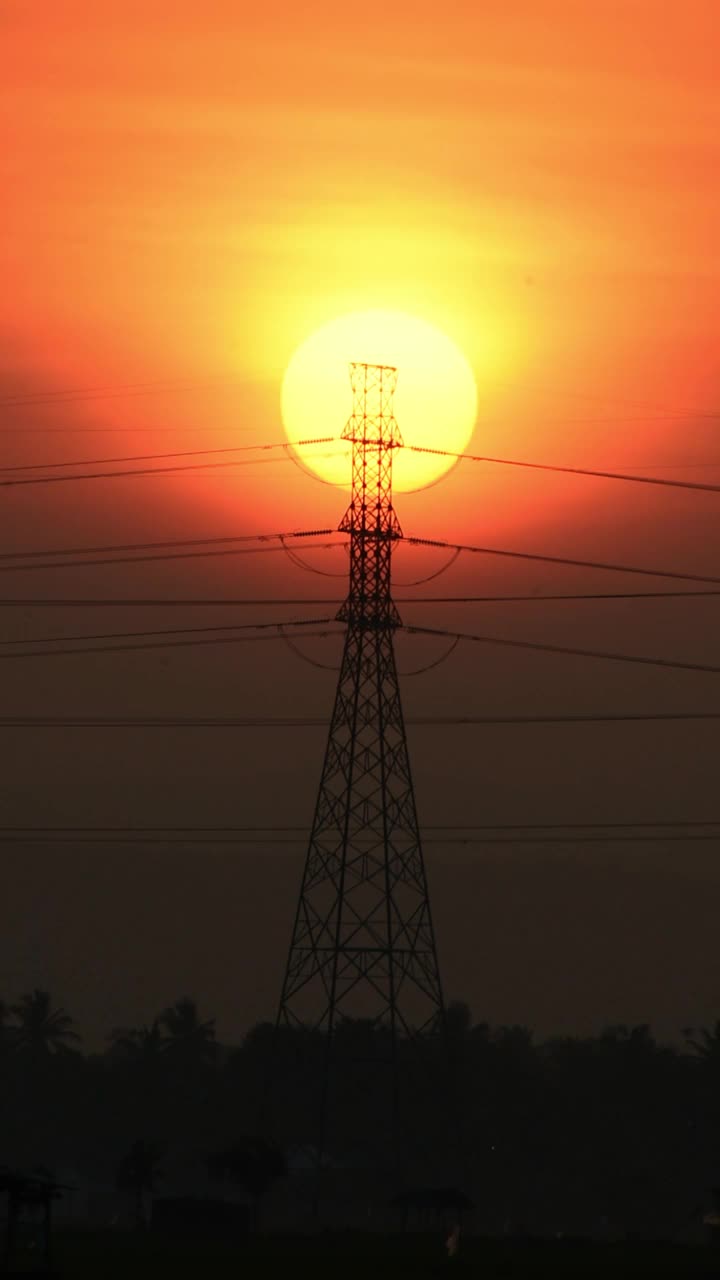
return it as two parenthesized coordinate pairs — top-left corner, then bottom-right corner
(0, 376), (248, 408)
(401, 589), (720, 603)
(406, 536), (720, 587)
(0, 377), (715, 422)
(0, 625), (340, 661)
(0, 821), (714, 831)
(0, 618), (334, 650)
(1, 613), (717, 670)
(14, 439), (720, 495)
(442, 822), (720, 834)
(0, 713), (718, 727)
(618, 461), (720, 471)
(1, 590), (720, 607)
(279, 627), (341, 671)
(280, 539), (347, 578)
(402, 623), (720, 677)
(0, 426), (263, 433)
(394, 547), (462, 587)
(8, 430), (720, 497)
(399, 634), (460, 676)
(0, 437), (335, 475)
(406, 445), (720, 496)
(0, 448), (341, 487)
(0, 541), (345, 575)
(1, 373), (715, 417)
(0, 832), (717, 846)
(1, 532), (715, 585)
(0, 598), (340, 607)
(0, 528), (335, 563)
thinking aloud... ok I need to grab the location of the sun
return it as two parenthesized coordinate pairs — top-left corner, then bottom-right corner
(281, 310), (478, 491)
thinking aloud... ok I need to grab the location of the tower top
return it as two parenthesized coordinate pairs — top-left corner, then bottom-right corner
(337, 360), (402, 627)
(350, 360), (397, 372)
(342, 361), (403, 449)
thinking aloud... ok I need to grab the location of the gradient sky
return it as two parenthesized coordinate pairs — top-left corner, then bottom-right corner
(1, 1), (720, 1048)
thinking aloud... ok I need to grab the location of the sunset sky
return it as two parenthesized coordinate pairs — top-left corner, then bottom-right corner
(1, 1), (720, 1047)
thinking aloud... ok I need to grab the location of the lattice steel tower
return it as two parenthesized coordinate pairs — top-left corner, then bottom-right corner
(276, 362), (452, 1197)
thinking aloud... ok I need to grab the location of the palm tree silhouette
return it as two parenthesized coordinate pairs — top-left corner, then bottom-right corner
(159, 998), (216, 1066)
(107, 1020), (171, 1138)
(9, 990), (80, 1057)
(684, 1022), (720, 1064)
(108, 1019), (168, 1064)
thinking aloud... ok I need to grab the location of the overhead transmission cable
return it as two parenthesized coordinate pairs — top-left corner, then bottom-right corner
(1, 712), (719, 727)
(405, 536), (720, 587)
(0, 527), (343, 573)
(1, 621), (717, 673)
(0, 820), (715, 832)
(0, 541), (345, 575)
(0, 438), (335, 475)
(1, 529), (718, 587)
(394, 547), (462, 586)
(0, 618), (337, 650)
(277, 623), (460, 678)
(0, 376), (248, 409)
(1, 373), (716, 417)
(279, 627), (341, 671)
(1, 829), (719, 846)
(0, 624), (340, 661)
(5, 445), (720, 498)
(280, 536), (348, 578)
(0, 528), (335, 563)
(399, 635), (461, 675)
(0, 445), (339, 487)
(402, 623), (720, 677)
(406, 445), (720, 495)
(1, 590), (720, 607)
(6, 434), (720, 495)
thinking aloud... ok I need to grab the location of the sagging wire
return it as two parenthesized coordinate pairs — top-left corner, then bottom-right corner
(397, 456), (463, 496)
(394, 546), (462, 587)
(398, 635), (460, 676)
(281, 442), (349, 488)
(279, 623), (459, 678)
(280, 535), (349, 578)
(278, 624), (343, 671)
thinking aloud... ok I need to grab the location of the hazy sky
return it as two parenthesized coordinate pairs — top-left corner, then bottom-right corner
(1, 1), (719, 1048)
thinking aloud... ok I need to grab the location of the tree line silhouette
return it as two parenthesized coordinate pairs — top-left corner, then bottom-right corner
(2, 991), (720, 1235)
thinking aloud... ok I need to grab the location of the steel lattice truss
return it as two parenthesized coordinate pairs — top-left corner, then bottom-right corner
(276, 363), (451, 1181)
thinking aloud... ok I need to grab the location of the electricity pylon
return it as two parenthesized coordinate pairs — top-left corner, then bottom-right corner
(275, 363), (454, 1206)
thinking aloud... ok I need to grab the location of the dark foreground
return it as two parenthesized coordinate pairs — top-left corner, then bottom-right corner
(11, 1232), (720, 1276)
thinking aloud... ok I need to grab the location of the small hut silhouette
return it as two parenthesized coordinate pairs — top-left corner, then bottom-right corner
(1, 1166), (71, 1271)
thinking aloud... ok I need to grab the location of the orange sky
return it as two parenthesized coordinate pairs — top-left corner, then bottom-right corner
(2, 2), (720, 1041)
(3, 1), (719, 507)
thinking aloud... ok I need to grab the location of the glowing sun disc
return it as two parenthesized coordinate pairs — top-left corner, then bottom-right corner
(281, 310), (478, 491)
